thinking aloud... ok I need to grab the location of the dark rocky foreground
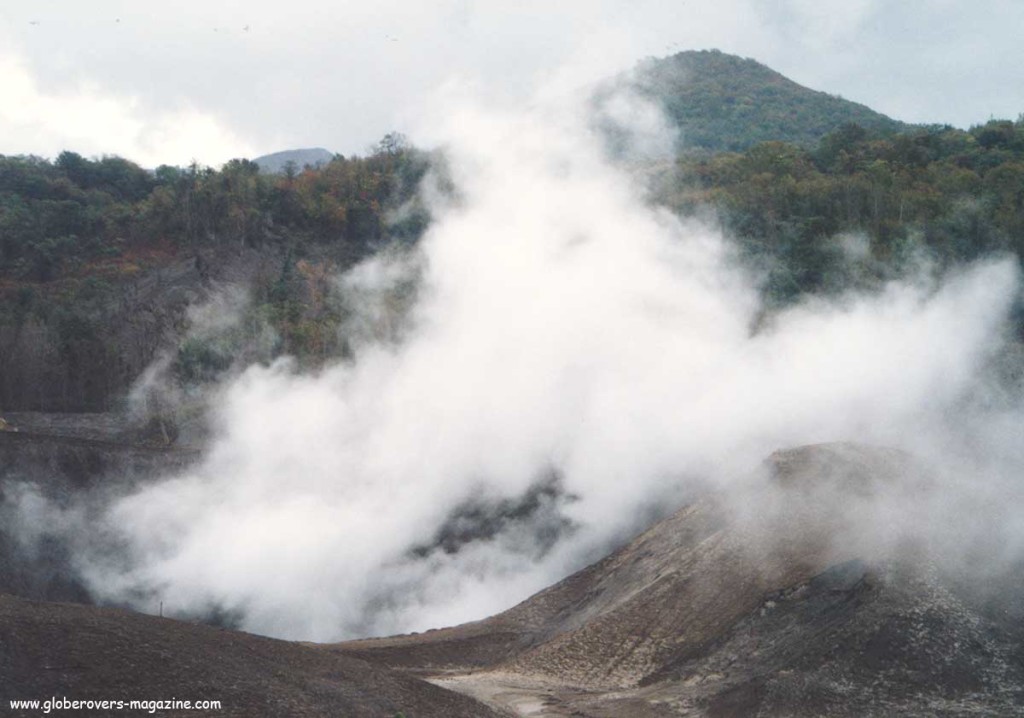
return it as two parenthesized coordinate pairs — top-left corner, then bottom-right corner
(0, 595), (502, 717)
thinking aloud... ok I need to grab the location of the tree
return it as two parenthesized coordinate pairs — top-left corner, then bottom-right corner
(375, 132), (409, 157)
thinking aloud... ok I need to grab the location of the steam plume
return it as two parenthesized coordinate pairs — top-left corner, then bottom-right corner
(65, 88), (1024, 641)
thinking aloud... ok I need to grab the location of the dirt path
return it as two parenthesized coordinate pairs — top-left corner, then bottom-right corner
(429, 671), (583, 717)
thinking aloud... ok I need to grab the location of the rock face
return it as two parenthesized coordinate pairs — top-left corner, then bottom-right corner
(0, 245), (288, 414)
(0, 257), (203, 413)
(337, 443), (1024, 717)
(0, 414), (198, 603)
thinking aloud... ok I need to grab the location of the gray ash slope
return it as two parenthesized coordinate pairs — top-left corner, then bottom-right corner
(0, 594), (503, 718)
(337, 443), (1024, 717)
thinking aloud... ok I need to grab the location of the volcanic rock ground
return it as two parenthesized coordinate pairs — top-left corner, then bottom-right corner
(334, 444), (1024, 717)
(0, 595), (502, 717)
(2, 438), (1023, 716)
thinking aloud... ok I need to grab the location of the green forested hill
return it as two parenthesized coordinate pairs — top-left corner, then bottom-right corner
(633, 49), (911, 151)
(0, 138), (430, 411)
(658, 119), (1024, 309)
(0, 53), (1021, 414)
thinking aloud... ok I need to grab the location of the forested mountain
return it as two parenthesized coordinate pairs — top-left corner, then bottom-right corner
(0, 54), (1021, 415)
(632, 49), (911, 151)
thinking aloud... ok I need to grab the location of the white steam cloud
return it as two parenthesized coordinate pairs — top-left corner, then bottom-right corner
(69, 88), (1023, 641)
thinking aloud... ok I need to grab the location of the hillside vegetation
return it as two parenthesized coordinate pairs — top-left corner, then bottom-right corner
(634, 49), (910, 151)
(0, 53), (1022, 415)
(0, 135), (429, 411)
(662, 118), (1024, 309)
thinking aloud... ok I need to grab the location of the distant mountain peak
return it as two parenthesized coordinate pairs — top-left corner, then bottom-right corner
(627, 49), (909, 152)
(251, 147), (334, 174)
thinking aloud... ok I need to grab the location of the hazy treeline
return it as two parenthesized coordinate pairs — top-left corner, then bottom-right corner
(1, 117), (1023, 412)
(662, 118), (1024, 312)
(0, 133), (428, 283)
(0, 136), (430, 411)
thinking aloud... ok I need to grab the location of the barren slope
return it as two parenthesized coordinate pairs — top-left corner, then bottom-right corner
(0, 594), (503, 718)
(337, 443), (1024, 716)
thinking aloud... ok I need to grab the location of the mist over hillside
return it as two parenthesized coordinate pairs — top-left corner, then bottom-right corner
(3, 72), (1020, 646)
(0, 45), (1023, 717)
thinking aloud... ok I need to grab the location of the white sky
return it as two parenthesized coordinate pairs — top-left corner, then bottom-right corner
(1, 0), (1021, 167)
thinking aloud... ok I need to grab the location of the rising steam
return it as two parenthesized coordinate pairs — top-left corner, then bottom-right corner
(56, 87), (1024, 641)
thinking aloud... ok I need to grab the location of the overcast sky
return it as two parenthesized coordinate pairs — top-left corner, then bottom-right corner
(1, 0), (1021, 167)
